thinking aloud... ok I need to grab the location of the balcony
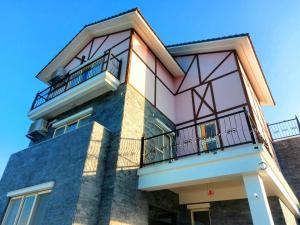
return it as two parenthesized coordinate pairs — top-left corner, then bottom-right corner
(137, 109), (276, 191)
(268, 116), (300, 141)
(28, 52), (122, 120)
(140, 110), (267, 167)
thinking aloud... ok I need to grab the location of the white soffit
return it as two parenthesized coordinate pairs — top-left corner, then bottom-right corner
(168, 36), (275, 106)
(36, 10), (184, 84)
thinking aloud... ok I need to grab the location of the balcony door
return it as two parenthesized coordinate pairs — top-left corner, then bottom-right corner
(198, 122), (219, 151)
(191, 210), (211, 225)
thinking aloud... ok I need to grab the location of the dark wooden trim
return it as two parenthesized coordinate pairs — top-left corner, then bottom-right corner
(127, 83), (175, 124)
(176, 56), (196, 94)
(90, 35), (110, 59)
(176, 69), (238, 95)
(125, 29), (134, 83)
(154, 57), (157, 106)
(175, 103), (248, 127)
(234, 51), (257, 129)
(202, 51), (233, 83)
(63, 29), (132, 69)
(131, 49), (175, 95)
(132, 30), (178, 79)
(87, 38), (94, 60)
(210, 82), (224, 148)
(114, 48), (129, 58)
(194, 84), (214, 117)
(196, 55), (202, 85)
(172, 49), (234, 58)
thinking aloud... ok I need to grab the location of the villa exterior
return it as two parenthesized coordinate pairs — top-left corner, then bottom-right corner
(1, 8), (300, 225)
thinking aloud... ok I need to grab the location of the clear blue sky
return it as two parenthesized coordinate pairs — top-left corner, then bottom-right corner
(0, 0), (299, 176)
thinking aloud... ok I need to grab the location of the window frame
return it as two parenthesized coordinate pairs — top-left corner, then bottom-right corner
(1, 190), (51, 225)
(198, 121), (219, 151)
(190, 208), (211, 225)
(53, 114), (91, 138)
(154, 123), (174, 161)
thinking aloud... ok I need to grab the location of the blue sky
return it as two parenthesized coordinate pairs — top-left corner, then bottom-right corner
(0, 0), (299, 176)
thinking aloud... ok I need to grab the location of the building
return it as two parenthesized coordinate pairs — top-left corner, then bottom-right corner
(0, 8), (300, 225)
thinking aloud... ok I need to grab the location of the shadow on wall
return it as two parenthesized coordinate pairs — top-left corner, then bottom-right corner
(97, 84), (178, 225)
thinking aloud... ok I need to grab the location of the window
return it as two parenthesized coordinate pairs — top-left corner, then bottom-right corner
(1, 191), (50, 225)
(191, 210), (211, 225)
(198, 122), (219, 151)
(53, 114), (91, 138)
(154, 123), (173, 161)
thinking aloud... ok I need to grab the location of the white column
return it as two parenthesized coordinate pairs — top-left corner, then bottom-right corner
(243, 174), (274, 225)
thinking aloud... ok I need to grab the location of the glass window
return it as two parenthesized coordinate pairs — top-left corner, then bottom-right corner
(53, 126), (65, 137)
(53, 114), (91, 138)
(29, 193), (50, 225)
(16, 195), (35, 225)
(192, 210), (211, 225)
(66, 121), (77, 132)
(77, 115), (90, 128)
(1, 192), (50, 225)
(154, 124), (173, 161)
(199, 122), (218, 151)
(1, 198), (22, 225)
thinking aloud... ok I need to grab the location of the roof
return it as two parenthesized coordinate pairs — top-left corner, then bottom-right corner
(36, 8), (274, 106)
(167, 33), (249, 47)
(36, 8), (185, 82)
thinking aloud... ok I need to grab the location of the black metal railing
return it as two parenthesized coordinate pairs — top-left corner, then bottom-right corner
(268, 116), (300, 140)
(31, 51), (122, 110)
(140, 110), (262, 167)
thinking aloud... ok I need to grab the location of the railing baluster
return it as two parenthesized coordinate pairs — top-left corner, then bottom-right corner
(244, 109), (256, 144)
(140, 136), (145, 168)
(30, 51), (122, 110)
(142, 110), (262, 167)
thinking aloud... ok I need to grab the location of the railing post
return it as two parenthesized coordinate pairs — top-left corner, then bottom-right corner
(243, 107), (256, 144)
(295, 115), (300, 133)
(117, 60), (122, 80)
(106, 50), (111, 71)
(140, 135), (145, 168)
(31, 92), (40, 110)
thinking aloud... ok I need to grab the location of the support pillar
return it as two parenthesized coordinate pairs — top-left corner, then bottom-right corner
(243, 174), (274, 225)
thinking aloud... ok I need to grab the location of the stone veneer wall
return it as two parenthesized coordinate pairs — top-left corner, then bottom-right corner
(273, 136), (300, 200)
(179, 197), (297, 225)
(4, 83), (179, 225)
(98, 84), (179, 225)
(0, 122), (111, 225)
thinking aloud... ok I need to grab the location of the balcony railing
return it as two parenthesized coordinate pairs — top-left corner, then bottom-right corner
(268, 116), (300, 140)
(31, 51), (122, 110)
(140, 109), (264, 167)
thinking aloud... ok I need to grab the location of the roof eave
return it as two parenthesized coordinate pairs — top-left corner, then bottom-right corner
(36, 9), (184, 84)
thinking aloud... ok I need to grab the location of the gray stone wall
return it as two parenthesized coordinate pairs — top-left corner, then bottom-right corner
(0, 122), (111, 225)
(269, 197), (298, 225)
(72, 123), (111, 225)
(273, 136), (300, 200)
(179, 197), (297, 225)
(97, 84), (178, 225)
(210, 199), (253, 225)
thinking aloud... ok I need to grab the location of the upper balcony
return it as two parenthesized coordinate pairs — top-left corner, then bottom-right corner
(28, 51), (122, 120)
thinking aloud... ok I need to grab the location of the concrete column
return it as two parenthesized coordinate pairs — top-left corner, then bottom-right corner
(243, 174), (274, 225)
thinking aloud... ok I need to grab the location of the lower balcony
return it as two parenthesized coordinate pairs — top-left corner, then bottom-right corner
(137, 110), (299, 218)
(28, 52), (122, 120)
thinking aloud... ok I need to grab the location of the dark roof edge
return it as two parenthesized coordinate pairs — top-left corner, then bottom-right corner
(36, 8), (139, 80)
(166, 33), (249, 48)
